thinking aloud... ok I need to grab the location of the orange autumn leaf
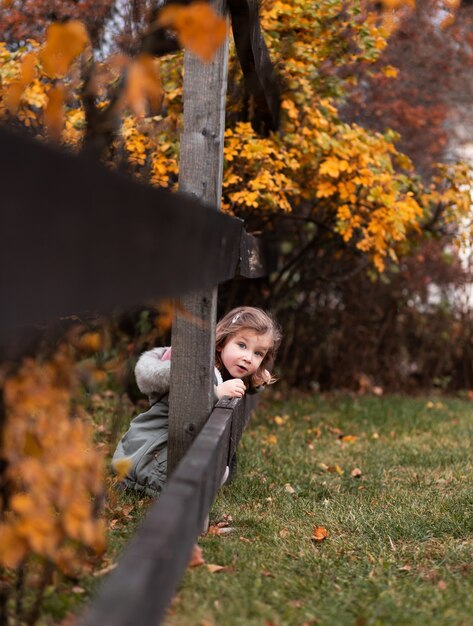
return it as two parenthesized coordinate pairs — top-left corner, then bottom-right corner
(78, 332), (102, 353)
(0, 525), (28, 568)
(40, 20), (90, 78)
(44, 85), (65, 139)
(312, 526), (329, 542)
(158, 2), (228, 63)
(188, 544), (205, 567)
(341, 435), (358, 443)
(5, 52), (38, 113)
(1, 349), (106, 573)
(125, 54), (163, 118)
(5, 81), (25, 114)
(21, 52), (38, 84)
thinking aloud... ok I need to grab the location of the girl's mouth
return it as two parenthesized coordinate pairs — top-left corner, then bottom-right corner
(236, 365), (247, 373)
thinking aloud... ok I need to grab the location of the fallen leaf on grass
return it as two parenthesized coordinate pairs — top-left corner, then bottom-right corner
(329, 427), (344, 437)
(262, 570), (274, 577)
(289, 599), (304, 608)
(399, 565), (412, 572)
(341, 435), (357, 443)
(93, 563), (117, 577)
(239, 536), (252, 543)
(318, 463), (344, 475)
(206, 564), (225, 573)
(279, 528), (290, 539)
(311, 526), (329, 542)
(284, 483), (296, 495)
(351, 468), (362, 478)
(437, 579), (447, 590)
(274, 415), (289, 426)
(188, 544), (205, 568)
(121, 504), (135, 519)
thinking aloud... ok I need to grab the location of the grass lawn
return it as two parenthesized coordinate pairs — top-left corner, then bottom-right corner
(161, 393), (473, 626)
(28, 393), (473, 626)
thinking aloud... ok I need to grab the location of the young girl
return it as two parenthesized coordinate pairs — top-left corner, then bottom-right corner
(112, 306), (281, 497)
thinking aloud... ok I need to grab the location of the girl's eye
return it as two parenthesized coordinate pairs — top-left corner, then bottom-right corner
(238, 342), (245, 348)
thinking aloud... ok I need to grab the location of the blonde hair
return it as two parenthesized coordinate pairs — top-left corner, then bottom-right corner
(215, 306), (282, 390)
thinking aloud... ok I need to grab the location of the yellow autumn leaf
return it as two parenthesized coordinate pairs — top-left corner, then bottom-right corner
(381, 65), (399, 79)
(40, 20), (90, 78)
(158, 2), (228, 63)
(319, 157), (340, 178)
(264, 434), (278, 446)
(316, 181), (337, 198)
(112, 457), (132, 481)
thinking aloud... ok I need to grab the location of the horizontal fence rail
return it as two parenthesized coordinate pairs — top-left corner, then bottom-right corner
(0, 129), (264, 360)
(80, 395), (255, 626)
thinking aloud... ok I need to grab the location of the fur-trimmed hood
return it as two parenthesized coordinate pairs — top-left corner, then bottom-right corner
(135, 347), (171, 397)
(135, 347), (223, 400)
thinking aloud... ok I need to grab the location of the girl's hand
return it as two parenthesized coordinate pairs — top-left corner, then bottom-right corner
(216, 378), (246, 399)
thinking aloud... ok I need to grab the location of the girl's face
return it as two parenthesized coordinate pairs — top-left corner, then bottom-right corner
(219, 329), (272, 379)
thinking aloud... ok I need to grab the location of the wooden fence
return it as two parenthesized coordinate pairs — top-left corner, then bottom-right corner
(80, 395), (255, 626)
(0, 1), (279, 623)
(0, 123), (267, 626)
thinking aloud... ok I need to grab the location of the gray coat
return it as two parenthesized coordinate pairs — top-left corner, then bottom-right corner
(112, 347), (223, 497)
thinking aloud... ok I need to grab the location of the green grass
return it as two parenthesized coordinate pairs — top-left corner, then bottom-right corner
(162, 393), (473, 626)
(26, 393), (473, 626)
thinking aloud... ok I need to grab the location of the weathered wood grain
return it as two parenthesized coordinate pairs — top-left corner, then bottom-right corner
(168, 0), (230, 476)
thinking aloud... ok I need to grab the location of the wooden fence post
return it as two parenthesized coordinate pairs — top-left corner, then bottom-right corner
(168, 0), (229, 476)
